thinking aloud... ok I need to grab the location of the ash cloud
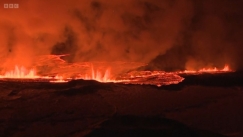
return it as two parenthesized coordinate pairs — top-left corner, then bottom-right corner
(51, 26), (78, 62)
(0, 0), (243, 70)
(147, 0), (243, 71)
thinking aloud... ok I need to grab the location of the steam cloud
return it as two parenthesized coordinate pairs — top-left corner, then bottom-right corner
(0, 0), (243, 71)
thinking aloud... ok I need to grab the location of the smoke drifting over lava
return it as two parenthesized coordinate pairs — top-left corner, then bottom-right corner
(0, 0), (243, 71)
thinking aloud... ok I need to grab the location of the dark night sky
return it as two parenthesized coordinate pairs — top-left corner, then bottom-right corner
(0, 0), (243, 70)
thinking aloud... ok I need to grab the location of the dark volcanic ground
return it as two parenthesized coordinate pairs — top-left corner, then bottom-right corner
(0, 72), (243, 137)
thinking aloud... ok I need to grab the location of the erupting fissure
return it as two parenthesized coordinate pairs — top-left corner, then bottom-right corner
(0, 66), (40, 79)
(76, 65), (113, 82)
(180, 65), (232, 74)
(0, 65), (118, 83)
(0, 61), (233, 86)
(0, 66), (67, 82)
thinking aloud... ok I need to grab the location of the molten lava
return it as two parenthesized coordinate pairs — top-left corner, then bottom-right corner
(117, 71), (184, 87)
(0, 66), (69, 83)
(76, 66), (115, 82)
(198, 65), (230, 72)
(179, 65), (232, 74)
(50, 76), (68, 83)
(0, 66), (40, 79)
(0, 55), (233, 86)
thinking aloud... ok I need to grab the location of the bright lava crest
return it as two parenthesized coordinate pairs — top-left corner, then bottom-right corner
(0, 55), (232, 86)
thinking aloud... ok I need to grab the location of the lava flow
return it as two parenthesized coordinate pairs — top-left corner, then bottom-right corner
(0, 64), (184, 86)
(0, 64), (233, 86)
(0, 64), (118, 83)
(116, 71), (185, 87)
(76, 65), (114, 82)
(50, 76), (69, 83)
(0, 66), (67, 82)
(199, 65), (230, 72)
(179, 65), (232, 74)
(0, 66), (41, 79)
(0, 55), (233, 86)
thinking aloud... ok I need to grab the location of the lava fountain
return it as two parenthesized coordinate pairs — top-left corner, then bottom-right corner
(0, 65), (67, 82)
(0, 66), (40, 79)
(179, 65), (232, 74)
(0, 55), (233, 86)
(76, 65), (113, 82)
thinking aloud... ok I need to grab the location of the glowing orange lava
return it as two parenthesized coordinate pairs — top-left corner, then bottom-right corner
(117, 71), (184, 86)
(0, 65), (119, 83)
(199, 65), (230, 72)
(50, 76), (68, 83)
(0, 66), (69, 83)
(76, 66), (118, 83)
(0, 61), (233, 86)
(179, 65), (232, 74)
(0, 66), (40, 79)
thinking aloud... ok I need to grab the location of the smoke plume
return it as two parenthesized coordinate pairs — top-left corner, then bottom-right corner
(0, 0), (243, 71)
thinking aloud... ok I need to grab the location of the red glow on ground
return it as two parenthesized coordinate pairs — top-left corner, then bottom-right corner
(0, 66), (40, 79)
(50, 76), (69, 83)
(179, 65), (232, 74)
(0, 66), (68, 83)
(0, 62), (233, 86)
(76, 66), (117, 83)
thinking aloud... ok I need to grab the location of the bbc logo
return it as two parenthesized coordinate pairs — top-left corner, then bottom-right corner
(4, 4), (19, 8)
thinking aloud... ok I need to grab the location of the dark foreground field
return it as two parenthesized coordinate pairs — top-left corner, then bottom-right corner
(0, 72), (243, 137)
